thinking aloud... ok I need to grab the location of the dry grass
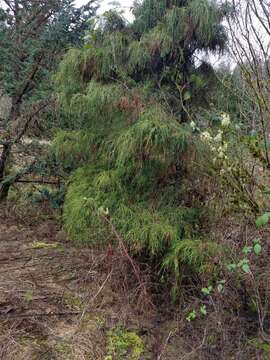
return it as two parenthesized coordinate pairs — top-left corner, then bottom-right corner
(0, 204), (269, 359)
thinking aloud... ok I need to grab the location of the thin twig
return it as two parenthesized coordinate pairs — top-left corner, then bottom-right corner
(80, 269), (113, 321)
(157, 329), (177, 360)
(179, 327), (207, 359)
(101, 214), (155, 309)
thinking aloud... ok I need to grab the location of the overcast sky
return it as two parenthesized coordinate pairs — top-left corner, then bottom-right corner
(76, 0), (134, 21)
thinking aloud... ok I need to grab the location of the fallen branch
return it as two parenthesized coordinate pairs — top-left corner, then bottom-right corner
(0, 160), (36, 197)
(0, 311), (80, 319)
(16, 178), (61, 186)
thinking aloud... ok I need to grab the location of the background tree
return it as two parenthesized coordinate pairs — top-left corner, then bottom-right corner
(0, 0), (98, 201)
(226, 0), (270, 168)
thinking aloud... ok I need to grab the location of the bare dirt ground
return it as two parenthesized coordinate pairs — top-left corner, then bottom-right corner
(0, 209), (109, 359)
(0, 208), (188, 360)
(1, 208), (263, 360)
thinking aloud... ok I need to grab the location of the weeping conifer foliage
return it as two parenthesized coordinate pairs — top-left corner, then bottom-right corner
(54, 0), (229, 287)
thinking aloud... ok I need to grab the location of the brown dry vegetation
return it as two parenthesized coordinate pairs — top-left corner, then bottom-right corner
(0, 206), (183, 360)
(0, 202), (269, 359)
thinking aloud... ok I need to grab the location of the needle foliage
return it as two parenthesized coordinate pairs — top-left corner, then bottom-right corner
(54, 0), (230, 284)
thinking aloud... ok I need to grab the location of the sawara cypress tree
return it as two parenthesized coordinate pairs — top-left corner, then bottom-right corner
(54, 0), (231, 287)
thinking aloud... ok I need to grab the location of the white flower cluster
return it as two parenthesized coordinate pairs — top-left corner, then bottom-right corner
(190, 121), (196, 131)
(221, 113), (231, 127)
(200, 129), (228, 162)
(200, 130), (211, 142)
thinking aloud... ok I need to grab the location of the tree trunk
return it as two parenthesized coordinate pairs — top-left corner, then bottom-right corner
(0, 142), (12, 202)
(0, 91), (23, 202)
(0, 182), (11, 203)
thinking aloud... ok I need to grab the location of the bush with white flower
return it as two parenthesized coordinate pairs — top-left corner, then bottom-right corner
(200, 128), (228, 164)
(221, 113), (231, 127)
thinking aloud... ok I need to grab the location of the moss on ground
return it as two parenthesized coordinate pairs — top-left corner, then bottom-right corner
(104, 327), (145, 360)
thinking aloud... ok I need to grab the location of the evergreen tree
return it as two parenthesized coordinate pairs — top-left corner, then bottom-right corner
(54, 0), (231, 288)
(71, 0), (231, 119)
(0, 0), (98, 201)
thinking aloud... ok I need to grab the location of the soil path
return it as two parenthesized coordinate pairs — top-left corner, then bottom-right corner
(0, 210), (187, 360)
(0, 210), (110, 359)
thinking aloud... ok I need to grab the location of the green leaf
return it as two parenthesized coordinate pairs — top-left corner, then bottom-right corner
(238, 258), (249, 268)
(242, 263), (250, 273)
(183, 91), (191, 101)
(242, 246), (252, 254)
(227, 263), (237, 272)
(200, 305), (207, 316)
(186, 310), (196, 322)
(201, 286), (213, 295)
(256, 213), (270, 228)
(253, 243), (262, 255)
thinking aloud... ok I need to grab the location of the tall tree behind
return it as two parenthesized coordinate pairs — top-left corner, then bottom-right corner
(0, 0), (98, 201)
(79, 0), (231, 123)
(227, 0), (270, 167)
